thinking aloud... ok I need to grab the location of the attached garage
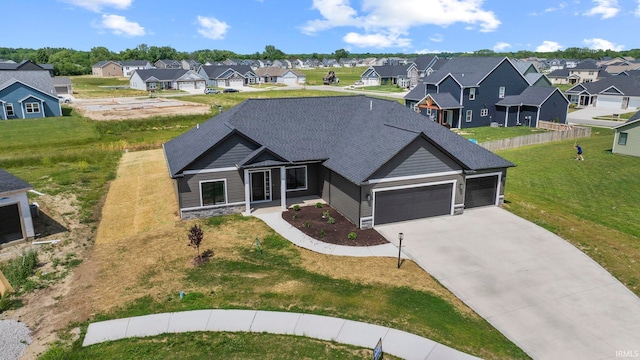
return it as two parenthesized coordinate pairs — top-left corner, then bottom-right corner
(0, 204), (24, 244)
(373, 182), (454, 225)
(465, 175), (499, 209)
(178, 81), (195, 90)
(597, 95), (623, 109)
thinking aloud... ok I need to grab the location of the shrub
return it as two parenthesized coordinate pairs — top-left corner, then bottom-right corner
(0, 249), (39, 294)
(315, 202), (323, 208)
(292, 214), (298, 220)
(319, 229), (326, 237)
(303, 221), (311, 228)
(322, 210), (330, 218)
(292, 204), (301, 211)
(347, 232), (357, 240)
(327, 217), (336, 224)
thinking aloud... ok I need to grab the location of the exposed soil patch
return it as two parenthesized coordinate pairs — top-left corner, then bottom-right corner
(282, 205), (388, 246)
(70, 97), (211, 121)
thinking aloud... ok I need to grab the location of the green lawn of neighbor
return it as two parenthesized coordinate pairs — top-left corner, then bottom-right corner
(300, 67), (365, 85)
(454, 126), (551, 143)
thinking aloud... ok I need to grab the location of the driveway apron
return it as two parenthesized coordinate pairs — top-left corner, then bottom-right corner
(376, 207), (640, 360)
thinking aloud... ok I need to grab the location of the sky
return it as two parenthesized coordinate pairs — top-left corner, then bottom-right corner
(4, 0), (639, 55)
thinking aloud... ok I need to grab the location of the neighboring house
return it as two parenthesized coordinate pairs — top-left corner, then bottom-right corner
(154, 59), (182, 69)
(253, 67), (306, 85)
(413, 55), (439, 78)
(0, 71), (62, 119)
(404, 57), (568, 128)
(0, 60), (54, 76)
(198, 65), (256, 88)
(360, 64), (419, 88)
(0, 169), (35, 245)
(513, 60), (552, 86)
(163, 96), (514, 227)
(52, 77), (73, 95)
(129, 69), (207, 91)
(182, 59), (202, 71)
(122, 60), (152, 77)
(612, 111), (640, 157)
(565, 74), (640, 109)
(92, 61), (123, 77)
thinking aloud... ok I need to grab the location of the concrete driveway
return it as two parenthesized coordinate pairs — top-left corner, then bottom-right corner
(376, 207), (640, 360)
(567, 107), (626, 128)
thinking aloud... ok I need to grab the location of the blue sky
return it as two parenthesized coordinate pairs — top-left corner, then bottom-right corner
(5, 0), (639, 54)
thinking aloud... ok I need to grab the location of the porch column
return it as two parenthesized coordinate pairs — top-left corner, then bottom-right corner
(244, 169), (250, 214)
(280, 166), (287, 210)
(504, 106), (509, 127)
(516, 107), (521, 125)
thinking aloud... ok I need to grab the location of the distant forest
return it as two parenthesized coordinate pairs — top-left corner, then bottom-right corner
(2, 44), (639, 76)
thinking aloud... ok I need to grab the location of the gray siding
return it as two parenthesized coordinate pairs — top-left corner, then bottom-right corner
(322, 170), (360, 225)
(177, 170), (244, 209)
(613, 124), (640, 157)
(187, 133), (258, 171)
(539, 90), (569, 124)
(369, 137), (462, 180)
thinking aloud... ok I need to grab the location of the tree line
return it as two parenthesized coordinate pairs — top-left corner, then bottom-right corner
(1, 44), (639, 77)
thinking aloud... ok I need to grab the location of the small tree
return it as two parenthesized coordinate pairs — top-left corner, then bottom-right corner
(188, 225), (204, 262)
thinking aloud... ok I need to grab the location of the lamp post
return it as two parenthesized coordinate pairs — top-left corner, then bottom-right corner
(397, 232), (404, 269)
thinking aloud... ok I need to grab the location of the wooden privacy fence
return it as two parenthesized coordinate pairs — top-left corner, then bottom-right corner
(480, 124), (591, 152)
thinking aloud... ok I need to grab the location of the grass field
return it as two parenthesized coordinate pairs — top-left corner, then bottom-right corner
(454, 126), (551, 143)
(299, 67), (366, 85)
(70, 76), (152, 98)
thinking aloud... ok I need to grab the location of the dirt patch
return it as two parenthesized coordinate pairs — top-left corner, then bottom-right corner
(70, 97), (211, 121)
(282, 205), (388, 246)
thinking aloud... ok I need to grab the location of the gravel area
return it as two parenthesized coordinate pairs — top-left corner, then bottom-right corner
(0, 320), (31, 360)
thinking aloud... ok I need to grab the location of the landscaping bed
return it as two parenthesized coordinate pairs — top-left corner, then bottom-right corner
(282, 204), (388, 246)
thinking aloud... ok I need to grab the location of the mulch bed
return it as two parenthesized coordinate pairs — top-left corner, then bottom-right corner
(282, 204), (389, 247)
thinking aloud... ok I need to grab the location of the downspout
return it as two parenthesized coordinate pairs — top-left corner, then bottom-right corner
(516, 105), (521, 125)
(504, 106), (509, 127)
(244, 169), (250, 214)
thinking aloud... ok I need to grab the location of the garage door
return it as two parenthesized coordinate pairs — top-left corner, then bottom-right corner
(374, 183), (453, 225)
(281, 76), (297, 86)
(54, 85), (69, 94)
(179, 82), (195, 90)
(0, 204), (24, 244)
(597, 95), (622, 109)
(465, 176), (498, 208)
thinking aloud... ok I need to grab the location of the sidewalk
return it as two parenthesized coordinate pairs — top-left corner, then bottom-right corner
(83, 309), (478, 360)
(253, 211), (407, 258)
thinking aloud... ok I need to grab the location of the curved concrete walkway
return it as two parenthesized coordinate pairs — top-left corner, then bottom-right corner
(253, 211), (408, 258)
(83, 309), (478, 360)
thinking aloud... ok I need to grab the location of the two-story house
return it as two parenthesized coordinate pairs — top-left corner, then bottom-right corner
(360, 64), (419, 89)
(122, 60), (152, 77)
(92, 61), (123, 77)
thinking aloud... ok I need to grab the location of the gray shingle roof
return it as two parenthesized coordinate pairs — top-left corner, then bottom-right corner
(133, 68), (196, 81)
(372, 64), (411, 77)
(200, 65), (254, 79)
(0, 70), (57, 96)
(428, 93), (463, 108)
(496, 86), (559, 106)
(52, 77), (72, 86)
(122, 60), (150, 66)
(404, 82), (428, 101)
(0, 169), (32, 193)
(614, 110), (640, 129)
(547, 68), (570, 78)
(413, 55), (437, 71)
(566, 75), (640, 96)
(164, 96), (514, 184)
(423, 57), (506, 86)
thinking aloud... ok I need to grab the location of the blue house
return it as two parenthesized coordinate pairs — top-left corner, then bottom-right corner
(404, 57), (569, 129)
(0, 71), (61, 120)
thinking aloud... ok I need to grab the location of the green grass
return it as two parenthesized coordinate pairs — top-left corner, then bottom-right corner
(554, 84), (573, 92)
(299, 67), (366, 85)
(358, 85), (406, 93)
(70, 76), (149, 98)
(0, 249), (39, 295)
(176, 89), (355, 109)
(453, 126), (551, 143)
(498, 128), (640, 295)
(593, 111), (638, 121)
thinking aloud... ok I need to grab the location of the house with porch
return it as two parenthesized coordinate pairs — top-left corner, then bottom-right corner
(129, 69), (206, 91)
(163, 96), (514, 227)
(254, 67), (306, 85)
(154, 59), (182, 69)
(404, 57), (568, 128)
(565, 75), (640, 109)
(198, 65), (257, 88)
(0, 71), (62, 119)
(360, 64), (419, 88)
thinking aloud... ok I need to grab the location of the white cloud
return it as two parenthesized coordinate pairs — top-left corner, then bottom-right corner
(61, 0), (132, 12)
(531, 2), (567, 15)
(493, 42), (511, 51)
(343, 32), (411, 48)
(636, 0), (640, 16)
(583, 38), (624, 50)
(583, 0), (619, 19)
(429, 34), (444, 43)
(95, 14), (145, 36)
(302, 0), (501, 48)
(196, 16), (229, 40)
(536, 40), (563, 52)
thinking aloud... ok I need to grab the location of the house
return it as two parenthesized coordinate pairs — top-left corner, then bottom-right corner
(600, 58), (640, 75)
(163, 96), (514, 227)
(0, 60), (55, 77)
(360, 64), (419, 88)
(129, 69), (207, 91)
(198, 65), (256, 88)
(404, 57), (568, 128)
(413, 55), (440, 78)
(253, 67), (306, 85)
(565, 74), (640, 109)
(0, 169), (35, 245)
(182, 59), (202, 71)
(612, 110), (640, 157)
(52, 77), (73, 95)
(122, 60), (152, 77)
(512, 60), (552, 86)
(92, 61), (123, 77)
(0, 71), (62, 119)
(154, 59), (182, 69)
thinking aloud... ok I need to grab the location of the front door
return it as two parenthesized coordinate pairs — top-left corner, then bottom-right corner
(444, 110), (453, 126)
(250, 170), (271, 202)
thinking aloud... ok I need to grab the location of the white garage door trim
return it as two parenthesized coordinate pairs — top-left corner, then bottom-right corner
(371, 180), (456, 227)
(465, 171), (502, 206)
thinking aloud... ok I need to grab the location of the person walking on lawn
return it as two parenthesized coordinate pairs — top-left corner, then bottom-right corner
(575, 144), (584, 161)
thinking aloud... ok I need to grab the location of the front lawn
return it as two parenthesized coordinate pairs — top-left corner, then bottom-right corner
(453, 126), (550, 143)
(299, 67), (365, 85)
(70, 76), (148, 98)
(358, 85), (406, 92)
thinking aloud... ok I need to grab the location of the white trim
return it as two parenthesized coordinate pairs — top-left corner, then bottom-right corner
(469, 88), (476, 100)
(465, 109), (473, 122)
(199, 179), (228, 207)
(498, 86), (506, 99)
(465, 171), (502, 206)
(285, 165), (308, 192)
(366, 170), (462, 185)
(280, 167), (287, 210)
(371, 180), (456, 227)
(181, 201), (245, 213)
(182, 167), (238, 175)
(244, 169), (250, 213)
(249, 169), (272, 203)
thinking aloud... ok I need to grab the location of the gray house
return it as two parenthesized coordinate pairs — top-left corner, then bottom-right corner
(129, 69), (206, 91)
(0, 71), (62, 119)
(163, 96), (514, 227)
(612, 111), (640, 157)
(198, 65), (257, 88)
(0, 169), (35, 245)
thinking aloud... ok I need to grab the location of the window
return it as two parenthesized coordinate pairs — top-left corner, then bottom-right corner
(25, 102), (40, 114)
(588, 71), (594, 75)
(498, 86), (505, 99)
(465, 110), (473, 122)
(5, 103), (14, 117)
(469, 88), (476, 100)
(480, 108), (488, 117)
(286, 166), (307, 191)
(426, 108), (432, 115)
(201, 180), (226, 206)
(618, 132), (628, 146)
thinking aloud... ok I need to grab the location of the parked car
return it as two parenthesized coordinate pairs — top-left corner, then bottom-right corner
(204, 88), (220, 94)
(58, 96), (71, 103)
(223, 88), (239, 93)
(354, 80), (364, 85)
